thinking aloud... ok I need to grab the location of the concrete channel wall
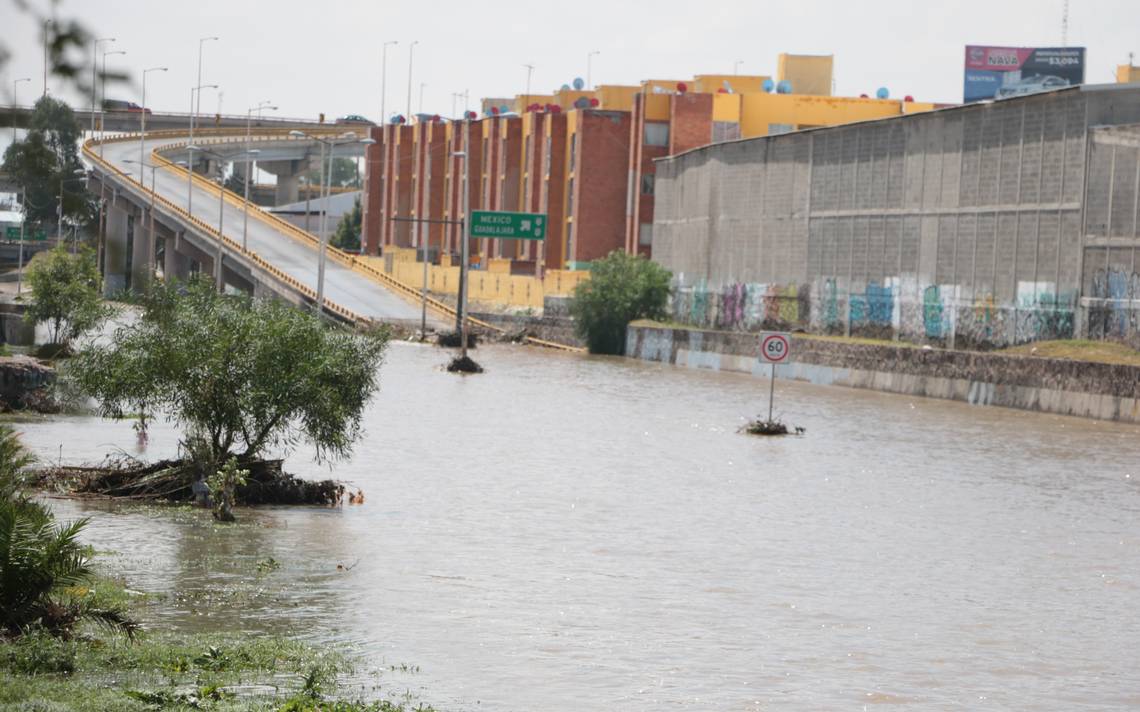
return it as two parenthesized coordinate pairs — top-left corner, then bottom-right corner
(626, 322), (1140, 423)
(652, 84), (1140, 350)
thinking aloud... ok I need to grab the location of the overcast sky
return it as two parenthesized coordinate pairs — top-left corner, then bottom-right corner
(2, 0), (1139, 122)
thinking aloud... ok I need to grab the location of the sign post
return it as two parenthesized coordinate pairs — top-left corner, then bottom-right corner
(758, 331), (792, 422)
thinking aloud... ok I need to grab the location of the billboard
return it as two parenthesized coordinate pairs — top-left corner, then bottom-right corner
(964, 45), (1085, 103)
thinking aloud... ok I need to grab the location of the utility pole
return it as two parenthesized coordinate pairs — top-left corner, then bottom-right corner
(459, 118), (471, 359)
(1061, 0), (1069, 47)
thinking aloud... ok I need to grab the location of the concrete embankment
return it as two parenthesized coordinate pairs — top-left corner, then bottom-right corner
(626, 322), (1140, 423)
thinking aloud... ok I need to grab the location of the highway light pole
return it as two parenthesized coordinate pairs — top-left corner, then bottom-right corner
(381, 40), (397, 122)
(289, 130), (374, 313)
(123, 159), (161, 283)
(406, 40), (418, 121)
(187, 145), (255, 290)
(91, 37), (115, 135)
(41, 19), (52, 98)
(17, 186), (27, 297)
(187, 84), (218, 216)
(587, 50), (600, 89)
(98, 50), (125, 157)
(193, 36), (219, 133)
(139, 66), (168, 182)
(12, 77), (30, 144)
(57, 169), (87, 248)
(243, 102), (276, 250)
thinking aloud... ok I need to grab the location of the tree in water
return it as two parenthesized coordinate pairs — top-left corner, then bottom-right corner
(69, 278), (389, 477)
(24, 245), (111, 351)
(570, 250), (672, 354)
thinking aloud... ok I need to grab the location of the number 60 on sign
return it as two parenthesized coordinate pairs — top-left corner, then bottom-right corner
(758, 332), (791, 364)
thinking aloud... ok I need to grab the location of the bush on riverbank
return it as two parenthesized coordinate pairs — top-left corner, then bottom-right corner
(570, 251), (671, 355)
(0, 424), (138, 640)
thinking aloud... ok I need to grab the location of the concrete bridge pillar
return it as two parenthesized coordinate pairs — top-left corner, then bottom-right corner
(259, 159), (307, 205)
(103, 203), (131, 297)
(130, 208), (157, 294)
(275, 172), (300, 205)
(163, 230), (193, 281)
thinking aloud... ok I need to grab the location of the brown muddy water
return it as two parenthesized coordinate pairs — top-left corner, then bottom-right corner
(16, 342), (1140, 711)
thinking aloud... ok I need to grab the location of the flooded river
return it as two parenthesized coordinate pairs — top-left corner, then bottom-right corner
(19, 342), (1140, 710)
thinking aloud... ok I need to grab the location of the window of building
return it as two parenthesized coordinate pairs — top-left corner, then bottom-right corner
(641, 174), (655, 195)
(569, 133), (577, 170)
(567, 177), (574, 215)
(638, 222), (653, 247)
(767, 123), (793, 136)
(644, 122), (669, 147)
(544, 136), (552, 175)
(565, 222), (573, 262)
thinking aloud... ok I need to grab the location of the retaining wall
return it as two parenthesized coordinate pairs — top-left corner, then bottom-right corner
(626, 322), (1140, 423)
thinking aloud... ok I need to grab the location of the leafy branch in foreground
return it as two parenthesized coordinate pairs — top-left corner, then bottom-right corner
(67, 277), (389, 473)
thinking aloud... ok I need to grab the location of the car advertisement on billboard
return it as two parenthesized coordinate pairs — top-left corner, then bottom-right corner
(963, 45), (1086, 102)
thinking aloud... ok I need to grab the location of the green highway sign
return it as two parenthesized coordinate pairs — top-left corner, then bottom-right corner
(4, 227), (18, 240)
(33, 230), (47, 242)
(470, 210), (546, 241)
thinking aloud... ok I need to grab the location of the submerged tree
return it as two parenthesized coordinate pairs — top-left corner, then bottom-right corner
(68, 278), (389, 473)
(24, 245), (111, 349)
(570, 250), (672, 355)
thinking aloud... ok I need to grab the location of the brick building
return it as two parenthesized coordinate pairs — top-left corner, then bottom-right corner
(360, 53), (940, 274)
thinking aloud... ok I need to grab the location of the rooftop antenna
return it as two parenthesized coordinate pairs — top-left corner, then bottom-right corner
(1061, 0), (1069, 47)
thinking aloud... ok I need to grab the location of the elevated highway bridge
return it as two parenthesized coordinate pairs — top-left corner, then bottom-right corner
(84, 128), (445, 329)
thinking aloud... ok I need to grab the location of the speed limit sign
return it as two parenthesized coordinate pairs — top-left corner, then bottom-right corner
(758, 331), (791, 364)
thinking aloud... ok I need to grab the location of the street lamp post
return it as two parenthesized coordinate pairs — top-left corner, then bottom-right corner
(187, 84), (219, 215)
(98, 50), (125, 157)
(734, 59), (743, 75)
(289, 130), (374, 313)
(523, 64), (535, 110)
(406, 40), (418, 121)
(58, 169), (88, 249)
(91, 37), (115, 135)
(123, 159), (161, 286)
(42, 19), (52, 98)
(381, 40), (397, 122)
(459, 119), (471, 358)
(193, 36), (219, 134)
(139, 66), (168, 182)
(12, 77), (30, 144)
(243, 102), (276, 250)
(186, 145), (255, 290)
(587, 50), (600, 89)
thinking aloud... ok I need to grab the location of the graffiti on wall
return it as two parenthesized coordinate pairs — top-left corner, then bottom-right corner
(672, 282), (808, 331)
(1089, 268), (1140, 342)
(669, 274), (1077, 348)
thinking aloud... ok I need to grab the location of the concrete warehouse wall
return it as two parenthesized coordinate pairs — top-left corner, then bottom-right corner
(652, 84), (1140, 349)
(626, 323), (1140, 423)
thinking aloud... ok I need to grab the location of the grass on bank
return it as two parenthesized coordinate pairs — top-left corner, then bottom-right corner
(999, 339), (1140, 367)
(0, 576), (435, 712)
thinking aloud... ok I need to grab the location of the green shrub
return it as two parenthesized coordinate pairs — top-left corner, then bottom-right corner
(569, 250), (671, 354)
(24, 246), (111, 348)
